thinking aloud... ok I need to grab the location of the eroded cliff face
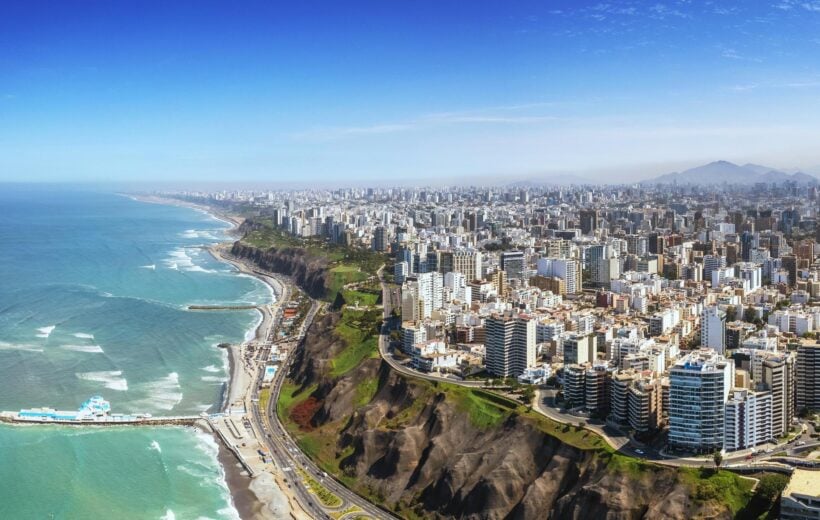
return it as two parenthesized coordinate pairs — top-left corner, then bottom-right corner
(230, 241), (329, 299)
(284, 312), (735, 520)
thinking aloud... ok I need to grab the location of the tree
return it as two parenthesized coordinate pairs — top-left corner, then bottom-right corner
(726, 305), (737, 322)
(755, 474), (789, 501)
(743, 307), (757, 323)
(712, 450), (723, 468)
(520, 386), (536, 405)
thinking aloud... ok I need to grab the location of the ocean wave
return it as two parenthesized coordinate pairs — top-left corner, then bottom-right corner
(191, 430), (240, 520)
(200, 376), (226, 383)
(161, 510), (176, 520)
(235, 273), (276, 303)
(201, 365), (221, 373)
(141, 372), (183, 411)
(36, 325), (56, 338)
(163, 247), (219, 274)
(181, 229), (219, 241)
(61, 344), (105, 354)
(244, 311), (263, 342)
(186, 265), (217, 274)
(193, 430), (220, 460)
(76, 370), (128, 391)
(175, 462), (215, 482)
(149, 440), (162, 453)
(73, 332), (95, 339)
(0, 341), (44, 353)
(163, 248), (194, 270)
(140, 264), (157, 270)
(216, 507), (242, 520)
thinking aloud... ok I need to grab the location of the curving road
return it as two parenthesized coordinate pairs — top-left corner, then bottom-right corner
(257, 298), (400, 520)
(375, 266), (815, 471)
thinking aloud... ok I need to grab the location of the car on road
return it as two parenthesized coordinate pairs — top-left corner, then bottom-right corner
(635, 449), (644, 455)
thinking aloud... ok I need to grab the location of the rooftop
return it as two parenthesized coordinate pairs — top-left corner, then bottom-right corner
(783, 469), (820, 498)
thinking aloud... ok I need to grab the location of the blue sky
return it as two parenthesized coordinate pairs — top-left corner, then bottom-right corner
(2, 0), (820, 184)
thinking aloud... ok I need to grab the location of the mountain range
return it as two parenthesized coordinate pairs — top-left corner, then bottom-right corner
(641, 160), (818, 186)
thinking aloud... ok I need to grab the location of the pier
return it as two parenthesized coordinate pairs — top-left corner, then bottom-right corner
(187, 304), (262, 311)
(0, 411), (201, 427)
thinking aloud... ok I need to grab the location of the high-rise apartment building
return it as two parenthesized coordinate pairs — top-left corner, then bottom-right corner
(669, 349), (734, 452)
(500, 251), (526, 280)
(701, 305), (726, 354)
(537, 258), (581, 294)
(760, 352), (796, 436)
(797, 343), (820, 412)
(564, 333), (597, 365)
(485, 313), (536, 378)
(723, 389), (772, 451)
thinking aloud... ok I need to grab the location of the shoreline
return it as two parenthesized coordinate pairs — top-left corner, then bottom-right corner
(149, 196), (301, 520)
(126, 193), (245, 235)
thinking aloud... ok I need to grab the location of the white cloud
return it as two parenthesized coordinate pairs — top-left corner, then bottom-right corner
(293, 103), (564, 141)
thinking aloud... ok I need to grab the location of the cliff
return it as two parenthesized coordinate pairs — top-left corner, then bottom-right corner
(230, 241), (330, 299)
(279, 310), (758, 520)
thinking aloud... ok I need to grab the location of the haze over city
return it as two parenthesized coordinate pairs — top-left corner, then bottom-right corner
(3, 0), (820, 185)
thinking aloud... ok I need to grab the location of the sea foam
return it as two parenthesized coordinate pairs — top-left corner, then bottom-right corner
(76, 370), (128, 391)
(61, 344), (105, 354)
(72, 333), (95, 339)
(36, 325), (56, 338)
(0, 341), (44, 353)
(142, 372), (183, 411)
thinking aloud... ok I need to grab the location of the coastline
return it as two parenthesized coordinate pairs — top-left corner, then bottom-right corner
(142, 195), (300, 520)
(126, 193), (245, 235)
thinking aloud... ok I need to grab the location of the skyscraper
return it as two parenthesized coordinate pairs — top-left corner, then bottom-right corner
(500, 251), (526, 280)
(373, 225), (388, 252)
(580, 209), (598, 235)
(761, 352), (795, 437)
(668, 349), (734, 452)
(485, 313), (536, 378)
(796, 343), (820, 413)
(723, 389), (772, 451)
(701, 305), (726, 354)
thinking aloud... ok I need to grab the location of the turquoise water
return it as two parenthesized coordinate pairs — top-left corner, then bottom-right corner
(0, 186), (271, 519)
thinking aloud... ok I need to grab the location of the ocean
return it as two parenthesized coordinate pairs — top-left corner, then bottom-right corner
(0, 186), (272, 519)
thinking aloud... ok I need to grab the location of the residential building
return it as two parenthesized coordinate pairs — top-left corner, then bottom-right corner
(668, 349), (734, 452)
(485, 313), (536, 378)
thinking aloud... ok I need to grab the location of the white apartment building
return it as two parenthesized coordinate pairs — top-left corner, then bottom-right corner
(537, 258), (581, 294)
(668, 349), (734, 452)
(723, 389), (772, 451)
(701, 305), (726, 353)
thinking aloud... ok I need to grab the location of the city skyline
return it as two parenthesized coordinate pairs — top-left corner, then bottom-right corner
(3, 1), (820, 184)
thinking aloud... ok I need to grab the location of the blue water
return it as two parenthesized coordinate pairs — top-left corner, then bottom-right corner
(0, 186), (271, 518)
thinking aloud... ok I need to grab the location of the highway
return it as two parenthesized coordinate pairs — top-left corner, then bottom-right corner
(246, 283), (399, 520)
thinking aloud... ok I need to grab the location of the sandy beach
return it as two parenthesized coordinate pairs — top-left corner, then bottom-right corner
(131, 195), (305, 520)
(126, 193), (246, 234)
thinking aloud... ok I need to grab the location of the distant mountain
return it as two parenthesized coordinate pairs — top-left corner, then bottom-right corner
(642, 160), (818, 186)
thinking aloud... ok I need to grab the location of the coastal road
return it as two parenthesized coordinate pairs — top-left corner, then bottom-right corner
(224, 250), (397, 519)
(263, 338), (399, 520)
(240, 276), (398, 520)
(375, 267), (807, 470)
